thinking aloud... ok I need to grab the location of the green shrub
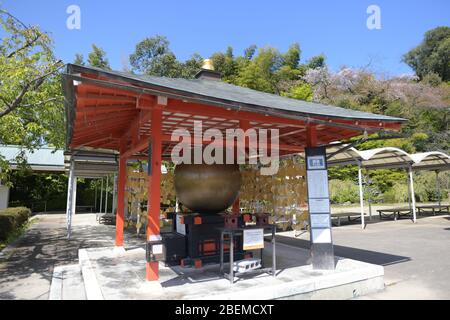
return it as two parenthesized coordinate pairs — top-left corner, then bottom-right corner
(329, 180), (360, 204)
(0, 207), (30, 241)
(382, 183), (409, 203)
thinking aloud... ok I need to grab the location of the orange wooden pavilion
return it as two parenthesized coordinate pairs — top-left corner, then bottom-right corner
(62, 63), (405, 281)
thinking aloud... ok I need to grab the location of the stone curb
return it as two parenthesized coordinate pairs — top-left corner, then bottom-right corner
(79, 249), (104, 300)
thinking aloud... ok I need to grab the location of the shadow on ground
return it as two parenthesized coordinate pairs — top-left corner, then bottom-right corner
(275, 234), (410, 267)
(0, 214), (143, 300)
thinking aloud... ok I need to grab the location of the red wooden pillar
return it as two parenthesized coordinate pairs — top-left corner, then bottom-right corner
(146, 107), (163, 281)
(115, 139), (128, 247)
(306, 125), (318, 147)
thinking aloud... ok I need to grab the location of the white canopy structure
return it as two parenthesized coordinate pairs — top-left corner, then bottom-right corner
(322, 145), (450, 229)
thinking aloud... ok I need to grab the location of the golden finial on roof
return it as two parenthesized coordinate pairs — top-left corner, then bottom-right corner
(202, 59), (214, 71)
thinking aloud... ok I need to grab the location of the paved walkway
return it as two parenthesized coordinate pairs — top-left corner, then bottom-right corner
(277, 214), (450, 299)
(0, 214), (140, 300)
(1, 212), (449, 299)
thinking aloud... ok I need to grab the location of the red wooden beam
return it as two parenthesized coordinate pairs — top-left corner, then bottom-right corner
(165, 100), (307, 128)
(76, 108), (136, 118)
(160, 134), (304, 152)
(306, 125), (318, 147)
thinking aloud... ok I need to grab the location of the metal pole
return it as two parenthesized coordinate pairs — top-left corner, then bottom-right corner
(366, 172), (373, 220)
(436, 171), (441, 208)
(105, 175), (109, 214)
(112, 174), (117, 215)
(66, 159), (75, 239)
(358, 161), (365, 229)
(406, 169), (412, 213)
(272, 226), (276, 277)
(408, 164), (417, 223)
(100, 178), (103, 212)
(72, 177), (78, 216)
(94, 182), (97, 212)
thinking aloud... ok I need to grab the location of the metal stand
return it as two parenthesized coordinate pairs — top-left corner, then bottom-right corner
(219, 225), (276, 284)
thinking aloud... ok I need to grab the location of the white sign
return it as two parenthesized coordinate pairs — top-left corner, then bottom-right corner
(152, 244), (163, 254)
(309, 198), (330, 213)
(307, 155), (326, 170)
(243, 229), (264, 250)
(307, 170), (329, 198)
(310, 214), (330, 228)
(176, 214), (186, 235)
(311, 228), (332, 244)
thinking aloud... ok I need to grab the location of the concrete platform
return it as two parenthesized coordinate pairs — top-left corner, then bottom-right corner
(49, 264), (86, 300)
(76, 242), (385, 300)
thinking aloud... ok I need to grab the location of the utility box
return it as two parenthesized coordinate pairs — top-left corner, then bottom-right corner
(161, 232), (186, 266)
(146, 236), (164, 262)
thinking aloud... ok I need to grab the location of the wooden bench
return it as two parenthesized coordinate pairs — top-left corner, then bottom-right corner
(76, 205), (94, 213)
(331, 212), (368, 226)
(377, 207), (412, 221)
(417, 204), (450, 216)
(99, 213), (115, 225)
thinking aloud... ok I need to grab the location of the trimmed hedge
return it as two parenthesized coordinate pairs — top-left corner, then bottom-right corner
(0, 207), (31, 241)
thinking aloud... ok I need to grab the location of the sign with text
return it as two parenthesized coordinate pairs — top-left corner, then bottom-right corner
(243, 228), (264, 250)
(310, 214), (331, 228)
(306, 146), (335, 270)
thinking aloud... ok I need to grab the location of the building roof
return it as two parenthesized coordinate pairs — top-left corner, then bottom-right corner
(0, 145), (65, 172)
(0, 145), (120, 177)
(64, 64), (405, 122)
(62, 64), (406, 156)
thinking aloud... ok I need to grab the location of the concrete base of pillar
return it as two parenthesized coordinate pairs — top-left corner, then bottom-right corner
(113, 246), (126, 256)
(72, 243), (384, 300)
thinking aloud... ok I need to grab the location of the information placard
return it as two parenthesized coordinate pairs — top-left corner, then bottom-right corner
(309, 198), (330, 213)
(310, 214), (331, 228)
(311, 228), (332, 243)
(307, 170), (329, 198)
(243, 229), (264, 250)
(306, 146), (335, 269)
(176, 214), (186, 235)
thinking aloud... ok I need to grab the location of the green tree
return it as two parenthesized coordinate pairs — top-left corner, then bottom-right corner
(211, 49), (239, 82)
(402, 26), (450, 81)
(129, 35), (182, 77)
(283, 43), (301, 69)
(281, 82), (313, 101)
(74, 53), (84, 65)
(243, 45), (257, 60)
(87, 44), (111, 69)
(235, 47), (283, 93)
(305, 54), (325, 70)
(180, 53), (203, 78)
(0, 8), (65, 182)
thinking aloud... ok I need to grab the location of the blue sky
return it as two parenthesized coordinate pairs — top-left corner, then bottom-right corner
(2, 0), (449, 76)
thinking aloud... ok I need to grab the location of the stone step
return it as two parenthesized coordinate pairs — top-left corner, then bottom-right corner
(49, 264), (87, 300)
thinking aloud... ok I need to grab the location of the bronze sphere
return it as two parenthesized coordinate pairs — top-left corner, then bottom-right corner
(174, 163), (241, 214)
